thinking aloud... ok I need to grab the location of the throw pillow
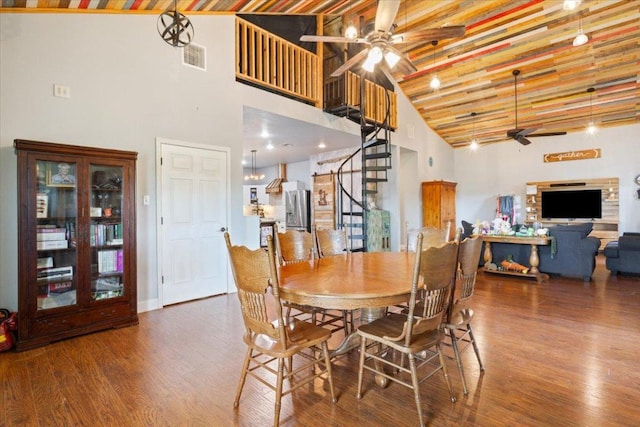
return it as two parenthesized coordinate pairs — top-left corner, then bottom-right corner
(461, 220), (474, 239)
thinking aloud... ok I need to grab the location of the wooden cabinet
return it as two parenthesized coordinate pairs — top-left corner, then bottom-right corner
(15, 139), (138, 351)
(367, 209), (390, 252)
(421, 181), (457, 241)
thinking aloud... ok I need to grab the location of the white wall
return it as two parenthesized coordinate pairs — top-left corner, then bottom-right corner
(0, 13), (239, 311)
(0, 12), (450, 311)
(454, 124), (640, 232)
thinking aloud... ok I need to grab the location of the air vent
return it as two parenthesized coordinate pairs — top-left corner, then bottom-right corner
(182, 43), (206, 71)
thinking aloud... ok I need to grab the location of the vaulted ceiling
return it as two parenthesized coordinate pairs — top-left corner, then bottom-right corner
(3, 0), (638, 149)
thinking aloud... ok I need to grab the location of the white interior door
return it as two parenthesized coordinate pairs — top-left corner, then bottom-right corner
(160, 142), (228, 306)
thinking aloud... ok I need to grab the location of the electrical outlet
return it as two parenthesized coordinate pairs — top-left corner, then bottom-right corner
(53, 84), (71, 98)
(143, 195), (150, 205)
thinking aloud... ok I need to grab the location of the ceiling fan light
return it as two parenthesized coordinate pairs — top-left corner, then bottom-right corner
(384, 50), (401, 68)
(573, 29), (588, 46)
(345, 23), (358, 40)
(563, 0), (581, 10)
(430, 75), (441, 89)
(367, 46), (384, 65)
(362, 56), (376, 72)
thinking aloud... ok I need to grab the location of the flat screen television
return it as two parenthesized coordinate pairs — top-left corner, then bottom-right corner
(541, 189), (602, 219)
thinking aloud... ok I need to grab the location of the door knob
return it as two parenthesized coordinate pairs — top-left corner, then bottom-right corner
(219, 227), (227, 232)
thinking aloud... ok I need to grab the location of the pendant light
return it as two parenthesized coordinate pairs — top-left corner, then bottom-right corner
(470, 112), (479, 150)
(344, 1), (357, 39)
(586, 87), (597, 135)
(573, 14), (588, 47)
(157, 0), (194, 47)
(563, 0), (581, 10)
(244, 150), (265, 181)
(429, 41), (441, 90)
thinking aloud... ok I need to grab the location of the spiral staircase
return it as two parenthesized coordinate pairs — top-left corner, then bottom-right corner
(326, 76), (394, 252)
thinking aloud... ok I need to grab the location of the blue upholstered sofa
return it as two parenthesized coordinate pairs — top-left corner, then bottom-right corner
(536, 223), (601, 280)
(604, 232), (640, 275)
(462, 221), (601, 280)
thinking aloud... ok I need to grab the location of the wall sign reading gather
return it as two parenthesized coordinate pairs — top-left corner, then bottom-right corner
(543, 148), (601, 163)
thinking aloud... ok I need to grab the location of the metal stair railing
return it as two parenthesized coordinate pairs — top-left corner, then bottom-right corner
(336, 75), (393, 252)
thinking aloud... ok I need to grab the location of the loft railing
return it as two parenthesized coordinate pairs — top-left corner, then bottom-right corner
(325, 72), (397, 129)
(235, 17), (320, 105)
(235, 17), (397, 126)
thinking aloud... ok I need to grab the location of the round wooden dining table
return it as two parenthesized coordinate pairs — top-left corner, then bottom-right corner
(278, 251), (415, 313)
(278, 251), (415, 356)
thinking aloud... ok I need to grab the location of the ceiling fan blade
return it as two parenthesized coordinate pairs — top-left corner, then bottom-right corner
(518, 128), (539, 137)
(380, 62), (396, 84)
(300, 35), (366, 43)
(516, 135), (532, 145)
(330, 48), (370, 77)
(374, 0), (401, 33)
(529, 131), (568, 137)
(392, 26), (466, 43)
(386, 46), (417, 76)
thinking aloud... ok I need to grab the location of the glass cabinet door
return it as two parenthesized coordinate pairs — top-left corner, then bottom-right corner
(35, 160), (78, 310)
(89, 164), (125, 301)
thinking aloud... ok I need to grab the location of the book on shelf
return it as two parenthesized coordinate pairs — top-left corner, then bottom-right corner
(36, 226), (66, 233)
(37, 257), (54, 269)
(37, 266), (73, 281)
(91, 223), (123, 246)
(37, 290), (77, 310)
(37, 231), (67, 241)
(37, 240), (68, 250)
(45, 280), (74, 294)
(36, 193), (48, 218)
(97, 249), (124, 273)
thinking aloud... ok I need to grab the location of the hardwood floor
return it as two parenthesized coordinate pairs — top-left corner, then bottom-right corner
(2, 255), (639, 426)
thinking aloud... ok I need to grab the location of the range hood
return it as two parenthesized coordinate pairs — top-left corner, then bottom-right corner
(265, 164), (287, 193)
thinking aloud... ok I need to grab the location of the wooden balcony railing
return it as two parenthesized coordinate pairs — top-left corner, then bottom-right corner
(235, 17), (320, 105)
(325, 72), (397, 130)
(235, 17), (397, 128)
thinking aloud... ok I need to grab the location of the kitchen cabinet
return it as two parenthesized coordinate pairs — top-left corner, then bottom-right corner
(243, 185), (268, 205)
(14, 139), (138, 351)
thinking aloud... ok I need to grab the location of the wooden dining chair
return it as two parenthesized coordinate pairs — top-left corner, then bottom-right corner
(356, 234), (459, 427)
(275, 230), (346, 333)
(406, 221), (453, 252)
(392, 223), (458, 314)
(275, 229), (316, 265)
(313, 226), (354, 333)
(443, 234), (485, 395)
(314, 226), (350, 257)
(224, 232), (337, 426)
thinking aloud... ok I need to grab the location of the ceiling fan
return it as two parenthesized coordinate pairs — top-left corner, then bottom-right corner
(507, 69), (567, 145)
(300, 0), (465, 78)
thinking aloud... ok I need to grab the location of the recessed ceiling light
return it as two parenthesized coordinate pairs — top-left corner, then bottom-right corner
(318, 142), (326, 149)
(266, 142), (274, 150)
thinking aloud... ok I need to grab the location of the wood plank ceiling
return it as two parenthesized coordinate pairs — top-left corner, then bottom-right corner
(3, 0), (638, 148)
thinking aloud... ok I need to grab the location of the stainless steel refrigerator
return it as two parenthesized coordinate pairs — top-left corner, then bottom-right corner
(285, 190), (311, 232)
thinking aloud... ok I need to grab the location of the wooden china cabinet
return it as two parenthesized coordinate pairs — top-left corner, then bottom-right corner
(14, 139), (138, 351)
(421, 180), (457, 241)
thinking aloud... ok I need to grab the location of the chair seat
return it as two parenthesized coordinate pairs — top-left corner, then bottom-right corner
(357, 313), (444, 353)
(446, 307), (474, 327)
(248, 318), (332, 357)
